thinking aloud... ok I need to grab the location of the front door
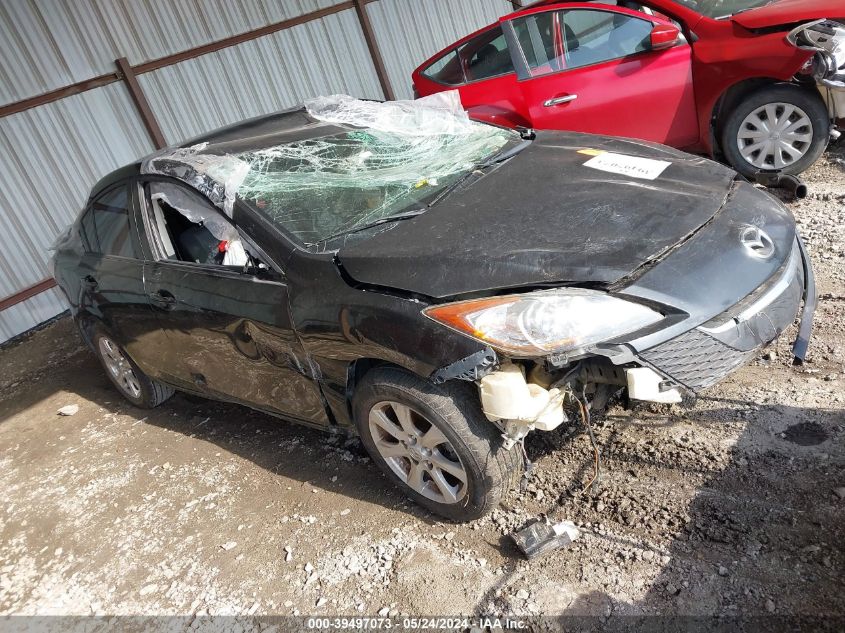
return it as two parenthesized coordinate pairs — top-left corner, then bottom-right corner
(504, 6), (699, 147)
(136, 179), (329, 426)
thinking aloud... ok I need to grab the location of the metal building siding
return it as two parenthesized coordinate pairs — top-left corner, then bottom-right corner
(0, 288), (66, 342)
(0, 81), (153, 340)
(367, 0), (510, 100)
(137, 8), (383, 144)
(0, 0), (344, 106)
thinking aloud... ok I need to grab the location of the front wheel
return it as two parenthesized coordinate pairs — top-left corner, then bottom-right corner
(92, 328), (174, 408)
(352, 367), (522, 522)
(720, 85), (830, 177)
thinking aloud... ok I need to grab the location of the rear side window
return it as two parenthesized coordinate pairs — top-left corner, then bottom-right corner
(460, 26), (515, 82)
(423, 26), (516, 86)
(84, 186), (136, 258)
(423, 49), (463, 85)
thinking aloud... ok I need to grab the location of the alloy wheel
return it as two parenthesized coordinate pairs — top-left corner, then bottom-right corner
(736, 102), (814, 170)
(99, 337), (142, 399)
(368, 400), (468, 504)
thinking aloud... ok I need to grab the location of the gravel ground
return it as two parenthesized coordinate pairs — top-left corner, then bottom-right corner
(0, 143), (843, 626)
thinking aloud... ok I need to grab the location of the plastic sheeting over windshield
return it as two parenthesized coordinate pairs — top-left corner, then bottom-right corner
(141, 91), (515, 248)
(303, 92), (484, 137)
(141, 144), (249, 217)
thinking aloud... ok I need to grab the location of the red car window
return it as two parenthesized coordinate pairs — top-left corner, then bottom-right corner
(422, 48), (463, 85)
(513, 8), (655, 78)
(423, 25), (517, 86)
(511, 12), (559, 76)
(459, 26), (516, 82)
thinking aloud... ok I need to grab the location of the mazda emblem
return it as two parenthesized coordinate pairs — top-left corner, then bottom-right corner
(740, 226), (775, 259)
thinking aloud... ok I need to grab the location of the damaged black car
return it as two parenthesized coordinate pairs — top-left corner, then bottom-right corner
(51, 93), (815, 521)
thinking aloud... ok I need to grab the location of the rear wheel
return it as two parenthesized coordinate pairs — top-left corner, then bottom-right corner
(92, 329), (174, 408)
(720, 85), (830, 177)
(353, 367), (522, 522)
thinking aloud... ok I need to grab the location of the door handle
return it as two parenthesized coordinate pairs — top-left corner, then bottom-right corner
(149, 290), (176, 310)
(83, 275), (98, 290)
(543, 94), (578, 107)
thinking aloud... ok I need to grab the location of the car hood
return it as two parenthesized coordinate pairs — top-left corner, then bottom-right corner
(731, 1), (844, 30)
(336, 132), (737, 299)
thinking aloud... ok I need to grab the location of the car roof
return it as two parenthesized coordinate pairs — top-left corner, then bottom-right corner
(89, 106), (316, 201)
(177, 106), (314, 148)
(88, 162), (141, 201)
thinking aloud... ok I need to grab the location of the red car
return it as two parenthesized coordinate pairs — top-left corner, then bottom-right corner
(412, 0), (845, 176)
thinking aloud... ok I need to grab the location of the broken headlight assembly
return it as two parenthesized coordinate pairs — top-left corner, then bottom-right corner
(423, 288), (663, 356)
(788, 19), (845, 88)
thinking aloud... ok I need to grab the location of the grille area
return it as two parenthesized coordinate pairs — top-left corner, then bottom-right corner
(640, 329), (756, 391)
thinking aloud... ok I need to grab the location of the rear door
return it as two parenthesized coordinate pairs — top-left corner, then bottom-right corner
(76, 182), (160, 372)
(503, 5), (699, 147)
(135, 178), (329, 426)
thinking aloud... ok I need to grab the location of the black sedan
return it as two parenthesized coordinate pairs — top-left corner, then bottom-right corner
(51, 96), (815, 521)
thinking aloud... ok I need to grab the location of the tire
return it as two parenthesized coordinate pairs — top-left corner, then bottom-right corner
(91, 327), (174, 409)
(720, 84), (830, 178)
(352, 367), (522, 522)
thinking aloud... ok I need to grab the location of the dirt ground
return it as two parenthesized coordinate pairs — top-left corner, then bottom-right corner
(1, 143), (843, 627)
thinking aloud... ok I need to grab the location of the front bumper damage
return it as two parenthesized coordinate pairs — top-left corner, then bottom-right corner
(638, 236), (816, 392)
(468, 236), (816, 448)
(788, 19), (845, 125)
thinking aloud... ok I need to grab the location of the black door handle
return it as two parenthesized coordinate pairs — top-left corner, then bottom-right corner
(83, 275), (98, 290)
(149, 290), (176, 310)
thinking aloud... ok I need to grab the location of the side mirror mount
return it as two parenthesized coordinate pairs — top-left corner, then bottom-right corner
(243, 252), (278, 279)
(649, 24), (680, 51)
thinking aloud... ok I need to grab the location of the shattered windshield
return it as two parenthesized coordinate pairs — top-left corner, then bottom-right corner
(142, 93), (515, 250)
(234, 124), (512, 247)
(666, 0), (776, 18)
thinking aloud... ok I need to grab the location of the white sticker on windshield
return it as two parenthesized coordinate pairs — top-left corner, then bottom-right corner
(583, 152), (670, 180)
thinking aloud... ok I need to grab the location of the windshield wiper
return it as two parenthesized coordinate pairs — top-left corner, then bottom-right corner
(320, 137), (534, 245)
(319, 209), (427, 244)
(478, 138), (533, 168)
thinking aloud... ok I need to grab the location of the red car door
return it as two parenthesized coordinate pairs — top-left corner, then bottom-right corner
(502, 5), (699, 148)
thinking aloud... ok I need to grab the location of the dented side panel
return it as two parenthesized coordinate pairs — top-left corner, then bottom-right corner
(284, 249), (489, 426)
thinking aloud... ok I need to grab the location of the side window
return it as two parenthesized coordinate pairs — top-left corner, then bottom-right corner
(87, 186), (136, 258)
(143, 181), (248, 268)
(422, 26), (516, 86)
(79, 209), (97, 253)
(459, 26), (515, 82)
(512, 9), (653, 78)
(512, 12), (559, 77)
(562, 10), (653, 70)
(422, 49), (464, 85)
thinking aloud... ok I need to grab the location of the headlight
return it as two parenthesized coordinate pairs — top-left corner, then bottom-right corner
(423, 289), (662, 356)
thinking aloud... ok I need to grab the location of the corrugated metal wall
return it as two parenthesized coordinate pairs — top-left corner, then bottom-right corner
(138, 8), (383, 142)
(0, 0), (511, 342)
(0, 0), (344, 104)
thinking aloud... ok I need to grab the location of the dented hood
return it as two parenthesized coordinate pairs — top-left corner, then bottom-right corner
(731, 1), (844, 30)
(337, 132), (737, 298)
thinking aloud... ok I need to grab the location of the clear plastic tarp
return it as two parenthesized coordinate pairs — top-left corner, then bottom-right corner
(149, 181), (238, 242)
(141, 91), (515, 248)
(142, 144), (249, 217)
(303, 91), (484, 137)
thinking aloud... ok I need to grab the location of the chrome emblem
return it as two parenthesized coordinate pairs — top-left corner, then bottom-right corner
(740, 226), (775, 259)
